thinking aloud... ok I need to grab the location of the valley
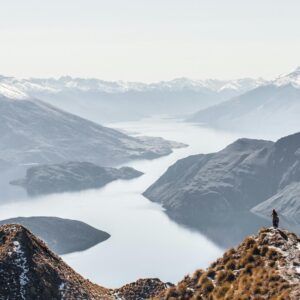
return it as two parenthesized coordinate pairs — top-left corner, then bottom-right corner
(0, 117), (241, 287)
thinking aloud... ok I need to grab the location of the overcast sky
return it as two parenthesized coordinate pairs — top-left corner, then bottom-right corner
(1, 0), (299, 82)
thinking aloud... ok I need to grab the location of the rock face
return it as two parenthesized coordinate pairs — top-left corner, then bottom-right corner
(0, 95), (185, 170)
(144, 132), (300, 221)
(156, 228), (300, 299)
(187, 68), (300, 138)
(0, 217), (110, 254)
(0, 224), (168, 299)
(0, 224), (110, 299)
(11, 162), (143, 196)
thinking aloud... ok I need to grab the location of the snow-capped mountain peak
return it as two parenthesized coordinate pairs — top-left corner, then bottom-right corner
(0, 74), (267, 98)
(0, 77), (29, 100)
(274, 66), (300, 88)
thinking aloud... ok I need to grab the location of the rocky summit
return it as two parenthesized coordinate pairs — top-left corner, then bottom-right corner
(0, 224), (168, 299)
(0, 224), (110, 299)
(1, 224), (300, 299)
(156, 227), (300, 300)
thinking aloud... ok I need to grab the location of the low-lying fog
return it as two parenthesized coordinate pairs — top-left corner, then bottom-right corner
(0, 117), (275, 287)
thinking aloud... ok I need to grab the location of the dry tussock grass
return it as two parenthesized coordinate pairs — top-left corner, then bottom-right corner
(157, 228), (296, 300)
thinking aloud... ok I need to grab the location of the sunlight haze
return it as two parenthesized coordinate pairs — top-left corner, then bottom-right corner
(1, 0), (300, 81)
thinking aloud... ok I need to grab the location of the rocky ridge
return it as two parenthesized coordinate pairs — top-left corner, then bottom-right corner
(0, 224), (110, 299)
(0, 224), (168, 299)
(155, 228), (300, 299)
(2, 225), (300, 299)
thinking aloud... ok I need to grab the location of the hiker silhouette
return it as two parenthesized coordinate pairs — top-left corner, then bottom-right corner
(272, 209), (279, 228)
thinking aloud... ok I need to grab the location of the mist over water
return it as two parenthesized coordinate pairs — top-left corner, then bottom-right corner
(0, 117), (248, 287)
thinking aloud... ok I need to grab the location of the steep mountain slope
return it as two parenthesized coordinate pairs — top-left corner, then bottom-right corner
(0, 95), (184, 169)
(0, 224), (111, 299)
(0, 224), (167, 299)
(2, 224), (300, 299)
(11, 162), (143, 196)
(144, 132), (300, 222)
(188, 67), (300, 137)
(0, 217), (110, 255)
(156, 228), (300, 299)
(0, 75), (265, 123)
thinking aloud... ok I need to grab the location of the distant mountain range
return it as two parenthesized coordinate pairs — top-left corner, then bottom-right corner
(143, 131), (300, 229)
(188, 67), (300, 138)
(0, 75), (265, 123)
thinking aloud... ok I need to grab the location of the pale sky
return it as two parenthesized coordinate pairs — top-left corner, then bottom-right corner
(0, 0), (300, 82)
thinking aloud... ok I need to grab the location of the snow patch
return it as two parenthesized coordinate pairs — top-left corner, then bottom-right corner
(13, 240), (29, 299)
(59, 281), (66, 299)
(0, 83), (29, 100)
(273, 66), (300, 88)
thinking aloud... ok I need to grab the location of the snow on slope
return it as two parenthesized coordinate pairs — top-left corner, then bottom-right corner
(274, 66), (300, 88)
(0, 75), (267, 96)
(0, 77), (29, 100)
(1, 66), (300, 99)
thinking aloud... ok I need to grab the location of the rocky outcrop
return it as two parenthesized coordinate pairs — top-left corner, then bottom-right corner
(144, 132), (300, 222)
(114, 279), (173, 300)
(0, 217), (110, 254)
(0, 224), (111, 299)
(2, 224), (300, 299)
(0, 224), (169, 299)
(11, 162), (143, 196)
(156, 228), (300, 299)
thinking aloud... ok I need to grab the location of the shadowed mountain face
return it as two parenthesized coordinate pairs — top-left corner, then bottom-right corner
(0, 217), (110, 255)
(0, 95), (185, 170)
(11, 162), (143, 196)
(143, 132), (300, 235)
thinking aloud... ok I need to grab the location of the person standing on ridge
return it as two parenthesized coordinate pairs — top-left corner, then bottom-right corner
(272, 209), (279, 228)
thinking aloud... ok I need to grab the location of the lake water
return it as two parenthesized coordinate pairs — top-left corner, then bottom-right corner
(0, 117), (241, 288)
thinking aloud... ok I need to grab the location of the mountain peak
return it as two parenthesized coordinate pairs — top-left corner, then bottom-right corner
(0, 224), (109, 299)
(0, 224), (170, 299)
(274, 66), (300, 88)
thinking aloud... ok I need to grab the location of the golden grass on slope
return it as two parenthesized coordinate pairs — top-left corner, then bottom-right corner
(155, 228), (299, 300)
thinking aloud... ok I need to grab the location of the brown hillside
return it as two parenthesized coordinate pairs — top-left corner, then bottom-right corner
(155, 228), (300, 300)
